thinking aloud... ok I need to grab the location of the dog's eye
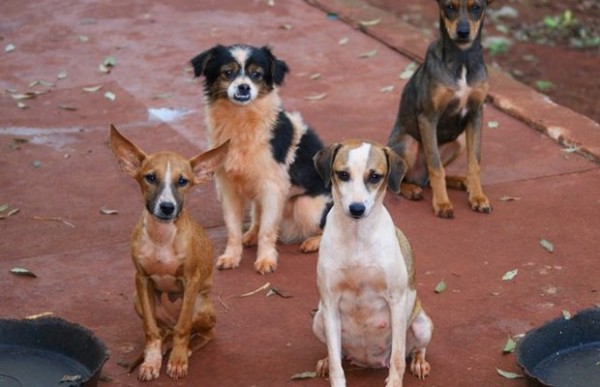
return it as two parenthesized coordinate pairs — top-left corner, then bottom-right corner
(471, 4), (481, 14)
(144, 173), (157, 184)
(178, 177), (189, 187)
(222, 69), (235, 80)
(368, 173), (382, 184)
(445, 3), (457, 13)
(336, 171), (350, 182)
(250, 71), (263, 81)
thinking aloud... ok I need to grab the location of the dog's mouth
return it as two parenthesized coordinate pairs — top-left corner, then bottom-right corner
(232, 93), (252, 104)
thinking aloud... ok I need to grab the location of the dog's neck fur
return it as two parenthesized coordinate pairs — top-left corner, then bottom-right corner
(142, 209), (181, 246)
(206, 91), (282, 147)
(330, 200), (391, 243)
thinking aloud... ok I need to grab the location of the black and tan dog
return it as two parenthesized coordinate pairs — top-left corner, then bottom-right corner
(387, 0), (494, 218)
(190, 44), (332, 274)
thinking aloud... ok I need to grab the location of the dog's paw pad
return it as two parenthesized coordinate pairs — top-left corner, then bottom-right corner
(166, 361), (188, 380)
(470, 196), (492, 213)
(410, 352), (431, 379)
(254, 258), (277, 274)
(216, 254), (241, 270)
(434, 202), (454, 219)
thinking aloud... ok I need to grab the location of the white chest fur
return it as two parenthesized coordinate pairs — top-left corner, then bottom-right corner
(455, 66), (471, 117)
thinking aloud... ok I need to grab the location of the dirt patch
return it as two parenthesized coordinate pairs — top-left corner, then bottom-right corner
(368, 0), (600, 124)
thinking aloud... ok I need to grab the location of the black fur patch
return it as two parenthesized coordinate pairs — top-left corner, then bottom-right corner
(289, 128), (330, 197)
(270, 111), (294, 164)
(319, 201), (333, 229)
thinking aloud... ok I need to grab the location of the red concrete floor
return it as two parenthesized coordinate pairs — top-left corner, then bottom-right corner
(1, 0), (599, 386)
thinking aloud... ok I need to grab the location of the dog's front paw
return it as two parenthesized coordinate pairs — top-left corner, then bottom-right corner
(300, 235), (321, 253)
(254, 256), (277, 274)
(139, 360), (161, 381)
(315, 357), (329, 377)
(400, 183), (424, 201)
(166, 346), (189, 380)
(433, 201), (454, 219)
(216, 254), (241, 270)
(410, 350), (431, 379)
(469, 194), (491, 214)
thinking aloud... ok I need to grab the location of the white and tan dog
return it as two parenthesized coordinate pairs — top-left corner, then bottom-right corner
(312, 140), (433, 387)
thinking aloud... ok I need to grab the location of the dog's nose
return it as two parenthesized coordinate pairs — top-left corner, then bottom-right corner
(456, 21), (470, 40)
(349, 203), (366, 218)
(237, 83), (250, 95)
(159, 202), (175, 216)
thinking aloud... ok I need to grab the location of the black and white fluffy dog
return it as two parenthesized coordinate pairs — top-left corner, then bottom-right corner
(191, 44), (332, 274)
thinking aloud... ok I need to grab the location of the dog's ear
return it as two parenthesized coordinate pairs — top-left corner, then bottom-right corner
(384, 147), (407, 194)
(261, 46), (289, 86)
(190, 45), (223, 78)
(190, 140), (230, 184)
(313, 143), (342, 187)
(109, 124), (147, 177)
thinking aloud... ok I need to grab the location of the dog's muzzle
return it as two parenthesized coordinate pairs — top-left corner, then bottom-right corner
(348, 203), (366, 219)
(152, 201), (178, 221)
(233, 83), (252, 103)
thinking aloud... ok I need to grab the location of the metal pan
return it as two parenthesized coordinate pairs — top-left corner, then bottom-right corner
(0, 316), (108, 387)
(516, 307), (600, 387)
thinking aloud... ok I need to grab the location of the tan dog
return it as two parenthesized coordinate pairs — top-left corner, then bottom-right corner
(312, 140), (433, 387)
(109, 124), (228, 381)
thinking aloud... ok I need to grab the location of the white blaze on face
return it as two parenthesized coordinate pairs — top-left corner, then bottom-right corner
(338, 142), (377, 218)
(154, 161), (177, 217)
(227, 46), (258, 104)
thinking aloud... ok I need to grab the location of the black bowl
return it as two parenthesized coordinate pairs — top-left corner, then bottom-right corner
(516, 307), (600, 387)
(0, 316), (108, 387)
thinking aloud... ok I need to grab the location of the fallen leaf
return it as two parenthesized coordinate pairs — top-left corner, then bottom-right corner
(102, 56), (118, 68)
(29, 80), (55, 88)
(7, 208), (20, 217)
(57, 71), (67, 80)
(309, 73), (321, 80)
(290, 371), (317, 380)
(434, 279), (446, 293)
(79, 35), (89, 42)
(502, 269), (518, 281)
(540, 238), (554, 253)
(267, 0), (275, 6)
(98, 64), (111, 73)
(83, 85), (103, 93)
(562, 309), (571, 320)
(0, 204), (8, 213)
(279, 24), (293, 30)
(58, 104), (77, 111)
(562, 146), (578, 153)
(239, 282), (271, 298)
(399, 62), (417, 80)
(305, 92), (328, 101)
(100, 207), (119, 215)
(339, 37), (349, 45)
(12, 92), (38, 100)
(380, 85), (394, 93)
(500, 195), (521, 202)
(25, 312), (54, 319)
(487, 121), (500, 128)
(358, 49), (378, 59)
(17, 102), (28, 109)
(104, 91), (116, 101)
(10, 267), (38, 278)
(359, 18), (381, 27)
(266, 286), (293, 298)
(503, 336), (516, 353)
(32, 160), (42, 168)
(10, 138), (29, 149)
(5, 43), (16, 52)
(496, 368), (523, 379)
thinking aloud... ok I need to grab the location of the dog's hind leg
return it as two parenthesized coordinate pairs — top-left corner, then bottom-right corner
(243, 202), (260, 247)
(280, 194), (330, 253)
(407, 308), (433, 379)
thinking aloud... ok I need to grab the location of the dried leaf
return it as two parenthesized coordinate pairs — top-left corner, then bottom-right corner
(7, 208), (20, 217)
(57, 71), (67, 80)
(358, 49), (378, 59)
(502, 269), (518, 281)
(5, 43), (16, 52)
(562, 146), (578, 153)
(503, 336), (516, 353)
(98, 64), (110, 73)
(58, 104), (77, 111)
(0, 204), (8, 213)
(359, 18), (381, 27)
(338, 37), (349, 45)
(10, 138), (28, 149)
(32, 160), (42, 168)
(279, 24), (293, 30)
(562, 309), (571, 320)
(104, 91), (116, 101)
(500, 195), (521, 202)
(496, 368), (523, 379)
(266, 286), (292, 298)
(60, 375), (82, 383)
(12, 92), (38, 100)
(100, 207), (119, 215)
(10, 267), (38, 278)
(540, 238), (554, 253)
(487, 121), (500, 128)
(17, 102), (28, 109)
(290, 371), (317, 380)
(434, 279), (446, 293)
(79, 35), (89, 42)
(399, 62), (417, 80)
(380, 85), (394, 93)
(29, 80), (55, 88)
(102, 56), (118, 68)
(239, 282), (271, 298)
(267, 0), (275, 6)
(83, 85), (103, 93)
(309, 73), (321, 80)
(305, 92), (328, 101)
(26, 312), (54, 319)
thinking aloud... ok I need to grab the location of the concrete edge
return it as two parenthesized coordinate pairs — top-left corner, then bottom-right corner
(305, 0), (600, 163)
